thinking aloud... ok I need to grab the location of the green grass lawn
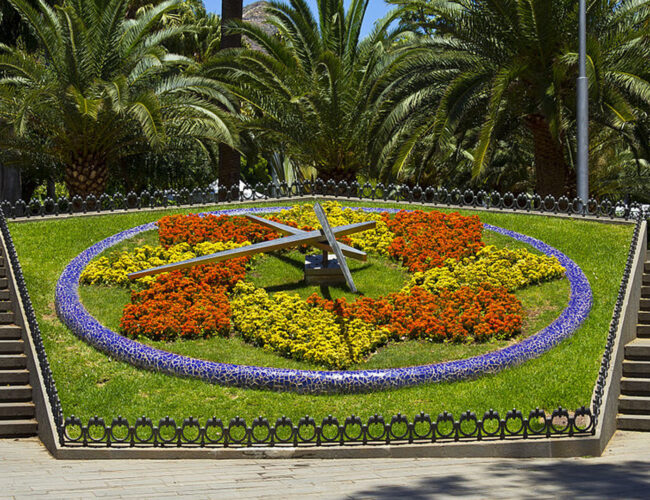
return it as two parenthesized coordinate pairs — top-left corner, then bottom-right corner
(8, 201), (633, 423)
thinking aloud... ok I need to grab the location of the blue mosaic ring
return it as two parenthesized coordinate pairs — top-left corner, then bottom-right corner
(55, 206), (592, 394)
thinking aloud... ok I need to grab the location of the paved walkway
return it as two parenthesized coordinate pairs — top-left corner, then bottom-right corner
(1, 431), (649, 499)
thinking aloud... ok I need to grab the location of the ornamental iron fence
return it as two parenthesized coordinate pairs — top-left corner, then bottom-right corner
(62, 407), (593, 448)
(1, 179), (647, 220)
(0, 183), (643, 448)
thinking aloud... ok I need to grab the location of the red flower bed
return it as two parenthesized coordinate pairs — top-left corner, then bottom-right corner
(157, 214), (278, 248)
(120, 258), (248, 341)
(308, 285), (523, 343)
(382, 211), (484, 272)
(121, 270), (232, 341)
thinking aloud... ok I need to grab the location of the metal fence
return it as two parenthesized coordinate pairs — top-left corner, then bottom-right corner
(1, 179), (646, 220)
(0, 181), (643, 448)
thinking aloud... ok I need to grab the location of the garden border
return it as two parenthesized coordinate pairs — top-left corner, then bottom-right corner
(0, 191), (645, 458)
(55, 206), (592, 394)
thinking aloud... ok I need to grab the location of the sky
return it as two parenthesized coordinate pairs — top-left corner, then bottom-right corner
(202, 1), (395, 38)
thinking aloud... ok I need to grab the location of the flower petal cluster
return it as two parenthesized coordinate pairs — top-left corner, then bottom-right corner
(273, 202), (394, 255)
(120, 271), (231, 341)
(80, 240), (248, 286)
(308, 285), (523, 344)
(230, 282), (389, 369)
(385, 210), (485, 272)
(405, 245), (566, 293)
(157, 213), (277, 248)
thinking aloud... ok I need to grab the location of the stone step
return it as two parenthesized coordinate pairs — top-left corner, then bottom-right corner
(645, 262), (650, 273)
(0, 419), (37, 437)
(0, 354), (26, 369)
(617, 414), (650, 431)
(621, 377), (650, 396)
(0, 385), (31, 402)
(641, 298), (650, 311)
(623, 360), (650, 377)
(0, 402), (34, 419)
(0, 325), (21, 340)
(642, 286), (650, 298)
(639, 311), (650, 323)
(625, 338), (650, 360)
(0, 369), (29, 385)
(619, 395), (650, 414)
(644, 274), (650, 286)
(638, 324), (650, 337)
(0, 300), (12, 312)
(0, 278), (6, 289)
(0, 312), (14, 324)
(0, 340), (23, 354)
(0, 268), (5, 278)
(0, 290), (8, 301)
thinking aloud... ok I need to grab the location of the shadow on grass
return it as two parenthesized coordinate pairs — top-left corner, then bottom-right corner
(345, 460), (650, 499)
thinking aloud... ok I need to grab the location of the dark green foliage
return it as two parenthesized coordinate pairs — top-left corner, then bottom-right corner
(375, 0), (650, 198)
(0, 0), (237, 197)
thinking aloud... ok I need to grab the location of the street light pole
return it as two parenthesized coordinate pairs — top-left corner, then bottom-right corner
(576, 0), (589, 204)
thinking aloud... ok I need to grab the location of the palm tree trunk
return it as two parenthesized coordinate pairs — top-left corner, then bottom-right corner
(218, 0), (243, 193)
(64, 155), (109, 198)
(524, 114), (573, 198)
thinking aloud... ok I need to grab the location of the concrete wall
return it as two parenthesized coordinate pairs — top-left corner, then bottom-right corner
(592, 220), (647, 454)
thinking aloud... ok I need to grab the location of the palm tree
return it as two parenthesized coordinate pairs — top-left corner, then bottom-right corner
(218, 0), (243, 190)
(0, 0), (237, 197)
(207, 0), (403, 182)
(379, 0), (650, 197)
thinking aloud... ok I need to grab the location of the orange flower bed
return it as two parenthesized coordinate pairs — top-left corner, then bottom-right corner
(157, 214), (277, 248)
(121, 271), (231, 341)
(383, 211), (485, 272)
(307, 285), (523, 343)
(120, 259), (248, 341)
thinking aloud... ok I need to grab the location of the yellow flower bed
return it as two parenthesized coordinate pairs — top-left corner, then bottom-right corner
(80, 240), (249, 286)
(275, 202), (394, 256)
(405, 245), (565, 293)
(230, 282), (389, 369)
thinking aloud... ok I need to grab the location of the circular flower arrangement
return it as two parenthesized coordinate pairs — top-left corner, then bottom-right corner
(55, 204), (592, 394)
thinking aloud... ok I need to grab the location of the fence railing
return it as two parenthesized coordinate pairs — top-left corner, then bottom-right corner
(0, 182), (644, 448)
(61, 407), (593, 448)
(1, 179), (646, 220)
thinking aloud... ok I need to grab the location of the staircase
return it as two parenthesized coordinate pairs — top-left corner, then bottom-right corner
(618, 252), (650, 431)
(0, 249), (37, 437)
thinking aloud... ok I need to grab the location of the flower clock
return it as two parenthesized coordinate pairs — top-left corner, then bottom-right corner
(56, 203), (592, 393)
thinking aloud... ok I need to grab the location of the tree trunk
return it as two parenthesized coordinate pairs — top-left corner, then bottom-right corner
(64, 155), (109, 198)
(218, 0), (243, 195)
(524, 114), (573, 198)
(0, 163), (22, 203)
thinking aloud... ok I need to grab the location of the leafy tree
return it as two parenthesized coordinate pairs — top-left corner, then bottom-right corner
(207, 0), (403, 182)
(131, 0), (222, 62)
(0, 0), (237, 197)
(379, 0), (650, 197)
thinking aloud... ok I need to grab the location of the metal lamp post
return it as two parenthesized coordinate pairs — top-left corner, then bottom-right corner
(576, 0), (589, 204)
